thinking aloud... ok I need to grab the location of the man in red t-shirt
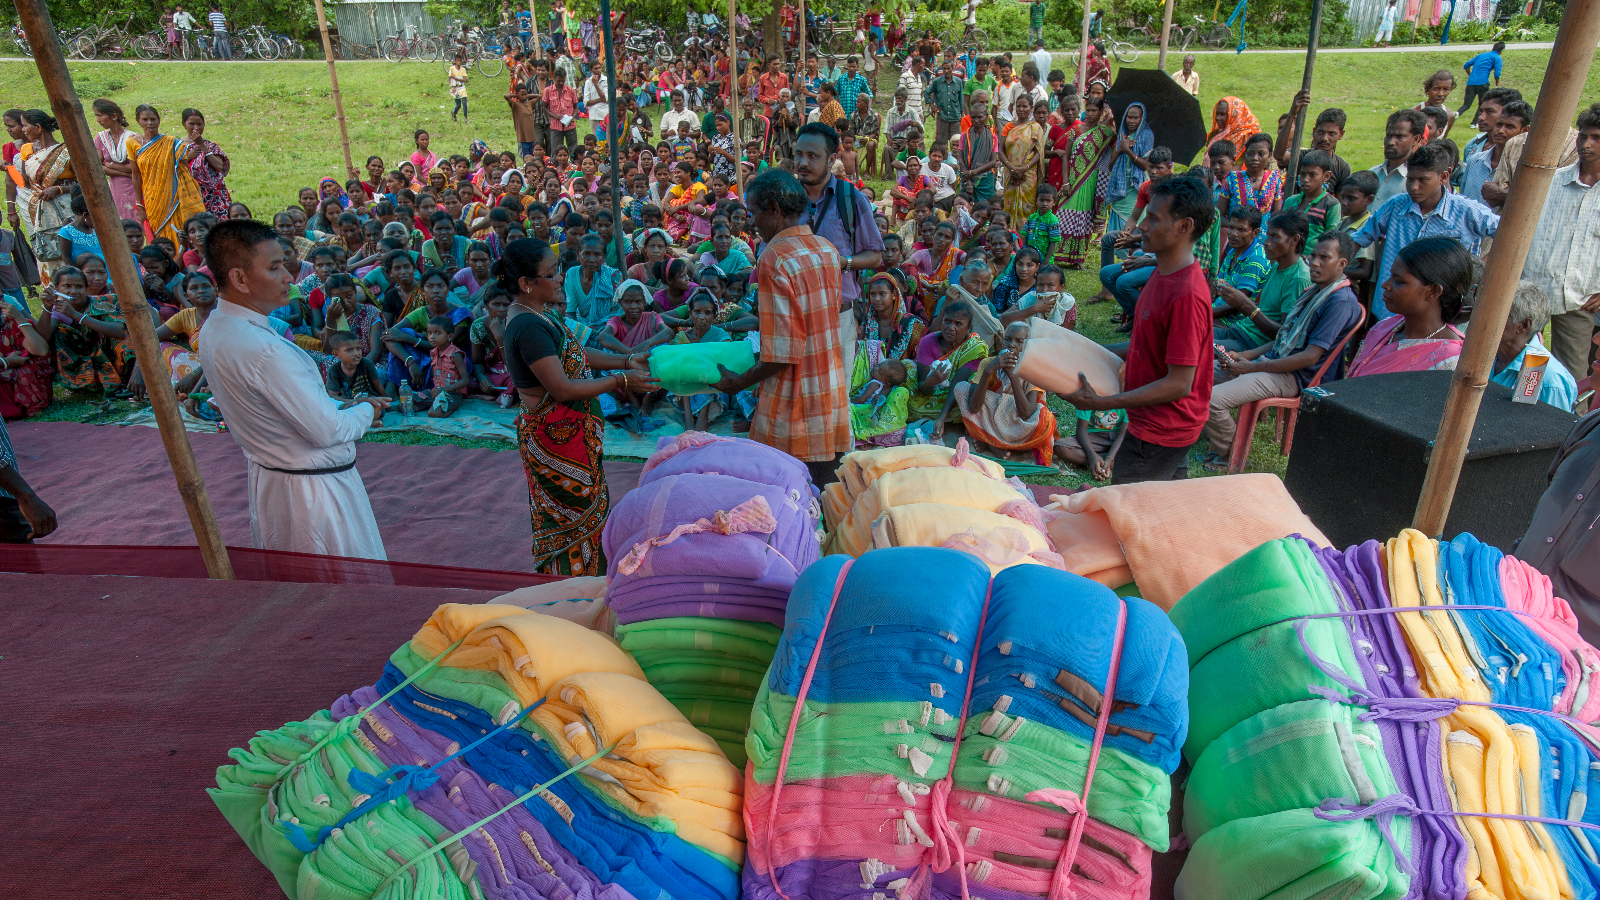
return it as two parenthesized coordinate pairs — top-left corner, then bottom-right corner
(1062, 175), (1216, 483)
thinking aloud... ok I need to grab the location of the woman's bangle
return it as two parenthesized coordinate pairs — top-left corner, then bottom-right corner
(618, 370), (629, 392)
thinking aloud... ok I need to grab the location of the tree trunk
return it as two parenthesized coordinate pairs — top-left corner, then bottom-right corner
(762, 10), (781, 57)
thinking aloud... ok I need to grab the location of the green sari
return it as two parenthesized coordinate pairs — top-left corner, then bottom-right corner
(1055, 121), (1117, 268)
(907, 331), (988, 423)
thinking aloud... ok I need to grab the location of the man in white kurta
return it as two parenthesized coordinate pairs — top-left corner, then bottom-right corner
(198, 221), (391, 559)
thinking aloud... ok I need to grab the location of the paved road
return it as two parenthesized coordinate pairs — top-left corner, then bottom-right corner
(0, 40), (1567, 65)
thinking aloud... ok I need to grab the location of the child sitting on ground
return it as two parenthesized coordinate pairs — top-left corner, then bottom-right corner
(955, 321), (1065, 465)
(1061, 406), (1128, 482)
(851, 358), (914, 448)
(418, 316), (470, 418)
(324, 330), (392, 425)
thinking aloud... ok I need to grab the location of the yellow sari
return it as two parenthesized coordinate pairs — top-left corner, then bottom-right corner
(1001, 120), (1045, 229)
(129, 133), (205, 245)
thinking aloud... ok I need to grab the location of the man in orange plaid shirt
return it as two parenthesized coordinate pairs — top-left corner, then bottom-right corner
(712, 168), (852, 484)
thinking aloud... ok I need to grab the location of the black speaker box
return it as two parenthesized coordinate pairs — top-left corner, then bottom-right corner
(1284, 370), (1576, 551)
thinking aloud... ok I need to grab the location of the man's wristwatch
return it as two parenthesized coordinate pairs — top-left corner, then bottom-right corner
(840, 254), (851, 272)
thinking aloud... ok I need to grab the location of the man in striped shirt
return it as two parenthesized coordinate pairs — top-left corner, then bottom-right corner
(208, 3), (232, 60)
(711, 168), (851, 483)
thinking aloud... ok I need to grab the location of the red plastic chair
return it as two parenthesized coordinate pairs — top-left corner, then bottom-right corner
(1227, 309), (1368, 475)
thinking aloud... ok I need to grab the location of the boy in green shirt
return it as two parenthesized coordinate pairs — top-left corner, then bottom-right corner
(963, 56), (996, 117)
(1213, 208), (1313, 351)
(1277, 149), (1341, 246)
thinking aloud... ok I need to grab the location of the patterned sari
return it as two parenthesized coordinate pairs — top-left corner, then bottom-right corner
(130, 133), (205, 246)
(853, 273), (927, 392)
(664, 181), (705, 244)
(187, 138), (232, 217)
(1206, 96), (1262, 163)
(18, 142), (74, 272)
(0, 317), (51, 418)
(955, 370), (1060, 465)
(51, 297), (133, 391)
(908, 331), (988, 422)
(1001, 119), (1045, 230)
(1055, 121), (1117, 268)
(516, 309), (609, 576)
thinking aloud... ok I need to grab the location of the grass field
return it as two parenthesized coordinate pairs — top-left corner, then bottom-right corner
(6, 46), (1590, 480)
(4, 46), (1595, 212)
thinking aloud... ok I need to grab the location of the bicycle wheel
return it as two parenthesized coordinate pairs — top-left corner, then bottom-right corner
(477, 52), (503, 77)
(826, 30), (853, 56)
(229, 36), (248, 58)
(380, 35), (404, 61)
(419, 35), (444, 62)
(254, 37), (280, 60)
(72, 34), (97, 60)
(1203, 24), (1231, 49)
(1112, 40), (1139, 62)
(967, 27), (987, 53)
(654, 40), (675, 64)
(132, 33), (160, 60)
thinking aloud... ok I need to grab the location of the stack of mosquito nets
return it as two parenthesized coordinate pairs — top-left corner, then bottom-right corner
(821, 441), (1063, 574)
(210, 603), (745, 900)
(1170, 528), (1600, 900)
(1044, 473), (1330, 608)
(605, 433), (823, 765)
(744, 546), (1188, 900)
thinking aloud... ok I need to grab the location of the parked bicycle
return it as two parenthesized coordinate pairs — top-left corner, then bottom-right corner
(1169, 14), (1233, 50)
(236, 24), (283, 60)
(380, 25), (441, 62)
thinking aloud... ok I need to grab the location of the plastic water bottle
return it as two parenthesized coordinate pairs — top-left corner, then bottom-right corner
(399, 378), (414, 417)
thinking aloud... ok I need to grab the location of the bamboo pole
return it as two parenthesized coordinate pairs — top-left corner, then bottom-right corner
(730, 0), (743, 196)
(600, 0), (623, 271)
(14, 0), (233, 580)
(311, 0), (357, 181)
(528, 0), (544, 60)
(797, 0), (806, 99)
(1285, 0), (1324, 187)
(1412, 0), (1600, 536)
(1157, 0), (1175, 70)
(1076, 0), (1091, 94)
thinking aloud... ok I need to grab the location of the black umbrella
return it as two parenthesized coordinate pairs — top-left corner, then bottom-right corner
(1104, 68), (1207, 168)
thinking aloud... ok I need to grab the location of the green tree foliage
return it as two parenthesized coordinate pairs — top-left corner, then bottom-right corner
(21, 0), (318, 39)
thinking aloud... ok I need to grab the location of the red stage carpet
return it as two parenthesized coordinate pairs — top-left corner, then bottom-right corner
(6, 422), (642, 573)
(0, 571), (1185, 899)
(0, 573), (504, 898)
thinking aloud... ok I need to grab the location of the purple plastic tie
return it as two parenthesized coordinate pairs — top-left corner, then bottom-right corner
(1317, 793), (1600, 869)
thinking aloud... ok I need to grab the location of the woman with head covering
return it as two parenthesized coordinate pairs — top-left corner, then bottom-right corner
(498, 238), (658, 574)
(1104, 101), (1153, 240)
(1348, 237), (1471, 377)
(1206, 96), (1262, 163)
(563, 232), (623, 336)
(854, 272), (927, 392)
(1055, 97), (1118, 269)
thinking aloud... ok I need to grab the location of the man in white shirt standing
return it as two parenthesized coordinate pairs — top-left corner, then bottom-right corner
(172, 6), (197, 33)
(1030, 40), (1053, 85)
(899, 55), (926, 121)
(199, 221), (391, 560)
(583, 71), (610, 141)
(1521, 104), (1600, 381)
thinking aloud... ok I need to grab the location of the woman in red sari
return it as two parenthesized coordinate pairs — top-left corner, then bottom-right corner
(1043, 95), (1083, 194)
(0, 304), (51, 419)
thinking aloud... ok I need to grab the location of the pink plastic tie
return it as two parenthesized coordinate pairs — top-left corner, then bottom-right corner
(616, 495), (780, 575)
(1030, 597), (1128, 900)
(764, 557), (855, 900)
